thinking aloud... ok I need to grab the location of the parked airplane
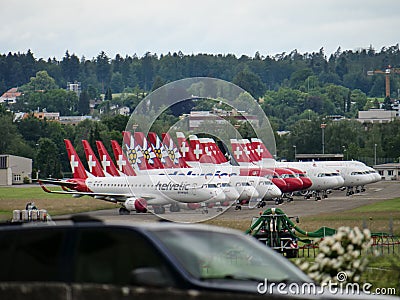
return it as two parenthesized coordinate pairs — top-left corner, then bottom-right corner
(250, 138), (379, 197)
(173, 132), (282, 208)
(122, 131), (262, 210)
(38, 139), (226, 215)
(99, 137), (237, 213)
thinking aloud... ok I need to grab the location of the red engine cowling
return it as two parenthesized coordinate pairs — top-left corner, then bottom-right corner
(187, 203), (200, 210)
(124, 198), (147, 213)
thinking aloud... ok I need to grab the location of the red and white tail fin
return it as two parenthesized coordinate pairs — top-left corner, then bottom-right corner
(199, 137), (228, 164)
(230, 138), (261, 166)
(251, 138), (275, 166)
(82, 140), (107, 177)
(122, 131), (146, 170)
(239, 139), (262, 163)
(111, 140), (137, 176)
(188, 134), (218, 164)
(162, 132), (189, 168)
(64, 139), (88, 179)
(96, 141), (121, 176)
(148, 132), (176, 168)
(196, 137), (220, 164)
(230, 139), (250, 165)
(176, 132), (198, 164)
(133, 132), (164, 169)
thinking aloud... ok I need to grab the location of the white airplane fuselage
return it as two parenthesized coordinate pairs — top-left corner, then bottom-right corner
(139, 164), (282, 200)
(85, 175), (226, 205)
(276, 162), (344, 190)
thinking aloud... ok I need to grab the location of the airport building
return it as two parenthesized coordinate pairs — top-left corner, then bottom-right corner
(358, 109), (398, 124)
(0, 155), (32, 186)
(373, 163), (400, 181)
(187, 110), (259, 130)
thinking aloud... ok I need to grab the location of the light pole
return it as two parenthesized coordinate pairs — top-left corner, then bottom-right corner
(293, 145), (297, 161)
(320, 123), (327, 154)
(342, 145), (347, 161)
(374, 144), (377, 165)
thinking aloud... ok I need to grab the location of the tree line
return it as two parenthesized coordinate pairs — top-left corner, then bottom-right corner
(0, 104), (399, 179)
(2, 45), (400, 99)
(1, 45), (400, 177)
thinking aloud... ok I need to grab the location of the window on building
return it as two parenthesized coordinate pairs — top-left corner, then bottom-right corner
(0, 156), (7, 169)
(388, 170), (394, 176)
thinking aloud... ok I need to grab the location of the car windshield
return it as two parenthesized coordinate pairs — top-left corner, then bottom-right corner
(152, 228), (309, 283)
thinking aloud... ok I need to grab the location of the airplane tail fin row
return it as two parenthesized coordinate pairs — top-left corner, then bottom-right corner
(64, 132), (276, 179)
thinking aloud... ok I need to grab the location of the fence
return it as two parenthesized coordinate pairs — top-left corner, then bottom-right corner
(297, 234), (400, 258)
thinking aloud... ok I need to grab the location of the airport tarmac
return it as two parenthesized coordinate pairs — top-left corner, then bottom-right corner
(74, 181), (400, 224)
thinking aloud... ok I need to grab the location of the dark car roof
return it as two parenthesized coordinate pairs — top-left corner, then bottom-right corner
(0, 215), (240, 236)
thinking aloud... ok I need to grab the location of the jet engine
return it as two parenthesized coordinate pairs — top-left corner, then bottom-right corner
(124, 198), (147, 213)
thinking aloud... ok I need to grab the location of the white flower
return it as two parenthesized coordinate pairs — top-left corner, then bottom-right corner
(334, 231), (345, 241)
(299, 262), (309, 270)
(320, 245), (330, 254)
(332, 242), (344, 255)
(349, 230), (356, 241)
(353, 260), (361, 269)
(363, 228), (371, 239)
(352, 250), (361, 258)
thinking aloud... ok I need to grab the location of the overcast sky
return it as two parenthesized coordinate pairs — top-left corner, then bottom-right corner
(1, 0), (399, 60)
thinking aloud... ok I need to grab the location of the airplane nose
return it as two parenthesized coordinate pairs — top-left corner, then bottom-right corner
(300, 178), (313, 190)
(271, 186), (282, 197)
(336, 176), (345, 187)
(272, 179), (287, 193)
(285, 178), (303, 192)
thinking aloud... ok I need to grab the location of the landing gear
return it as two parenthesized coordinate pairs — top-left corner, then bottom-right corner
(235, 200), (242, 210)
(169, 203), (181, 212)
(282, 193), (293, 203)
(153, 206), (165, 214)
(119, 207), (130, 215)
(200, 203), (208, 214)
(215, 202), (223, 212)
(257, 200), (267, 208)
(346, 187), (354, 196)
(308, 191), (321, 201)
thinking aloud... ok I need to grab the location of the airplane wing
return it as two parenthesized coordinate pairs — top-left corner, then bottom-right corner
(37, 180), (156, 202)
(35, 178), (79, 189)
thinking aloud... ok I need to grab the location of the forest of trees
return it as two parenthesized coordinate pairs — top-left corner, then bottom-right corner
(1, 45), (400, 178)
